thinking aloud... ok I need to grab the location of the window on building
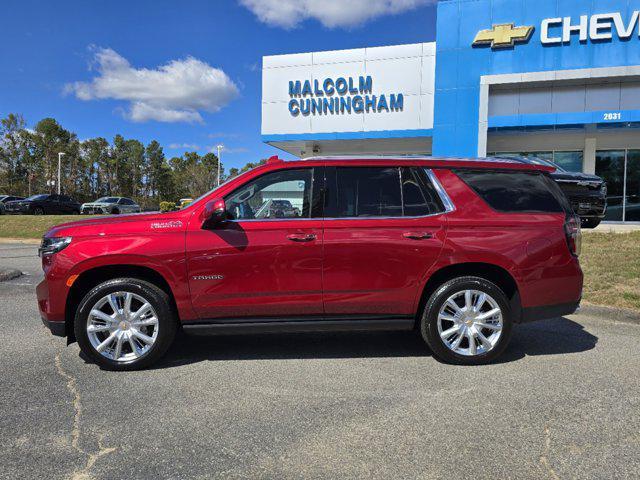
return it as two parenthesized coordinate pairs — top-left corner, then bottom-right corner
(596, 150), (640, 222)
(489, 151), (583, 172)
(553, 152), (583, 172)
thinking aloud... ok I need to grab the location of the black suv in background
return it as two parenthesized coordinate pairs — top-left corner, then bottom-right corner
(0, 195), (25, 214)
(5, 194), (81, 215)
(498, 155), (607, 228)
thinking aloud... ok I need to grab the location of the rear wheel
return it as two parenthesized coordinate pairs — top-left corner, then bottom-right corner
(74, 278), (177, 370)
(581, 218), (601, 229)
(420, 276), (513, 365)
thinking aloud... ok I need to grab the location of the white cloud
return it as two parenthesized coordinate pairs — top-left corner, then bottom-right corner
(66, 47), (240, 123)
(168, 143), (201, 150)
(207, 132), (240, 139)
(239, 0), (433, 29)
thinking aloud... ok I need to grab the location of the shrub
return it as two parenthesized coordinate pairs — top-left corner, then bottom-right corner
(159, 201), (177, 212)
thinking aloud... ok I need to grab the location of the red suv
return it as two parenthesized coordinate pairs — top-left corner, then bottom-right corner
(37, 157), (583, 369)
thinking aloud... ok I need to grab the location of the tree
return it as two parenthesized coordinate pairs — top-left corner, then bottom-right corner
(0, 114), (27, 194)
(32, 118), (77, 194)
(0, 112), (267, 209)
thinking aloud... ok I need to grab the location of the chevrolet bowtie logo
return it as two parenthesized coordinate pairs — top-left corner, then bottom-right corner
(473, 23), (534, 49)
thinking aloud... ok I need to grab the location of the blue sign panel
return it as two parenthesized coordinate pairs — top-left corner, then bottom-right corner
(433, 0), (640, 157)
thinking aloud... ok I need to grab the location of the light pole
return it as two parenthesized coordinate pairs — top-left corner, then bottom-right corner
(216, 145), (224, 187)
(57, 152), (66, 195)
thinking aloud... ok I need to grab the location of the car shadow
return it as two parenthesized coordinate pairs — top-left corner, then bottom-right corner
(146, 316), (598, 370)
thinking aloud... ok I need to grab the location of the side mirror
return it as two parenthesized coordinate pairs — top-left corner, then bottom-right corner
(201, 198), (227, 228)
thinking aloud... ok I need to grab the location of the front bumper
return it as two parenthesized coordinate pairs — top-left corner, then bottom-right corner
(81, 206), (107, 214)
(570, 198), (606, 218)
(5, 206), (27, 214)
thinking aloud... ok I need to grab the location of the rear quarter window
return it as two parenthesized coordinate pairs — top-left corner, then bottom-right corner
(454, 170), (565, 213)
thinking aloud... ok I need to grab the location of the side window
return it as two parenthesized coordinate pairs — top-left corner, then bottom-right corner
(60, 196), (72, 203)
(401, 167), (445, 216)
(326, 167), (403, 218)
(455, 170), (565, 213)
(225, 168), (313, 220)
(49, 195), (60, 202)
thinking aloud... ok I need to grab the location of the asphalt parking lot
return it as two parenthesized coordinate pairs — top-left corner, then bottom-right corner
(1, 243), (639, 480)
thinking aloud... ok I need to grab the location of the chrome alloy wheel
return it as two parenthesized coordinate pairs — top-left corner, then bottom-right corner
(437, 289), (503, 357)
(86, 292), (159, 363)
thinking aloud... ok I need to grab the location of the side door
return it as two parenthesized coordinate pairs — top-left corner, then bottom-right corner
(322, 166), (450, 318)
(60, 195), (75, 213)
(47, 194), (61, 214)
(119, 198), (131, 213)
(186, 167), (324, 320)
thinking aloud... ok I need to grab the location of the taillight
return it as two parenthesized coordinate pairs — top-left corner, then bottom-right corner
(564, 214), (582, 257)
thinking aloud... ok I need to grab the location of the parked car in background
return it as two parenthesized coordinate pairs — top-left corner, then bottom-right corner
(179, 198), (194, 209)
(81, 197), (141, 215)
(5, 194), (81, 215)
(38, 156), (583, 370)
(0, 195), (25, 214)
(497, 155), (607, 228)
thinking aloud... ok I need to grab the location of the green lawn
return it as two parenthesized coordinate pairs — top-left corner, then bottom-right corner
(581, 231), (640, 311)
(0, 215), (97, 239)
(1, 214), (638, 311)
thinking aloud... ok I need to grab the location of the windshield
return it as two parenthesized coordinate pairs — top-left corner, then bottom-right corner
(526, 156), (565, 171)
(27, 194), (49, 201)
(95, 197), (119, 203)
(497, 154), (565, 172)
(185, 169), (255, 208)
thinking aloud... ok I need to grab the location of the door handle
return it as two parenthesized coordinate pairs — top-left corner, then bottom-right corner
(403, 232), (434, 240)
(287, 233), (317, 242)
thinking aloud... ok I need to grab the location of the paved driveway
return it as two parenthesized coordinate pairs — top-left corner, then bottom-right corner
(1, 243), (639, 479)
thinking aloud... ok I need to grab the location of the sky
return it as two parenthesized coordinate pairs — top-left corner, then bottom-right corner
(0, 0), (437, 170)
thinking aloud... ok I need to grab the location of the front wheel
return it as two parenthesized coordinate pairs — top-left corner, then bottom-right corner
(33, 207), (45, 215)
(74, 278), (177, 370)
(420, 276), (513, 365)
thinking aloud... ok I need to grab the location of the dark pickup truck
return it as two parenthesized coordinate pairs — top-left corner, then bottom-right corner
(498, 155), (607, 228)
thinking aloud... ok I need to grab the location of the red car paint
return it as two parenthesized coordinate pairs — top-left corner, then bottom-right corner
(37, 157), (582, 335)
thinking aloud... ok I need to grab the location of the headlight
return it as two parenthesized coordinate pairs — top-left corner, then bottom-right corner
(39, 237), (72, 257)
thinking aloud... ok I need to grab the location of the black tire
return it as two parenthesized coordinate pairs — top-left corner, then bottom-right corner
(112, 208), (120, 215)
(74, 278), (177, 371)
(33, 207), (45, 215)
(581, 218), (601, 229)
(420, 276), (513, 365)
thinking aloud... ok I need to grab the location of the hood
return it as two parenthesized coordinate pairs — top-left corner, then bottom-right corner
(45, 210), (188, 238)
(550, 171), (603, 185)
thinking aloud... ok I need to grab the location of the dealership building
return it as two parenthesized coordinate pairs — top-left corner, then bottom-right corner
(261, 0), (640, 222)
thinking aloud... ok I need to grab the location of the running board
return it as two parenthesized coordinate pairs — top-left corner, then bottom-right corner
(182, 317), (415, 336)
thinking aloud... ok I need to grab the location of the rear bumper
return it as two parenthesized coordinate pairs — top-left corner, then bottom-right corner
(41, 316), (66, 337)
(520, 301), (581, 323)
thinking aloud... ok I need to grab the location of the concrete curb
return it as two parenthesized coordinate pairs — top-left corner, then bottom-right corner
(575, 303), (640, 325)
(0, 238), (41, 245)
(0, 268), (23, 282)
